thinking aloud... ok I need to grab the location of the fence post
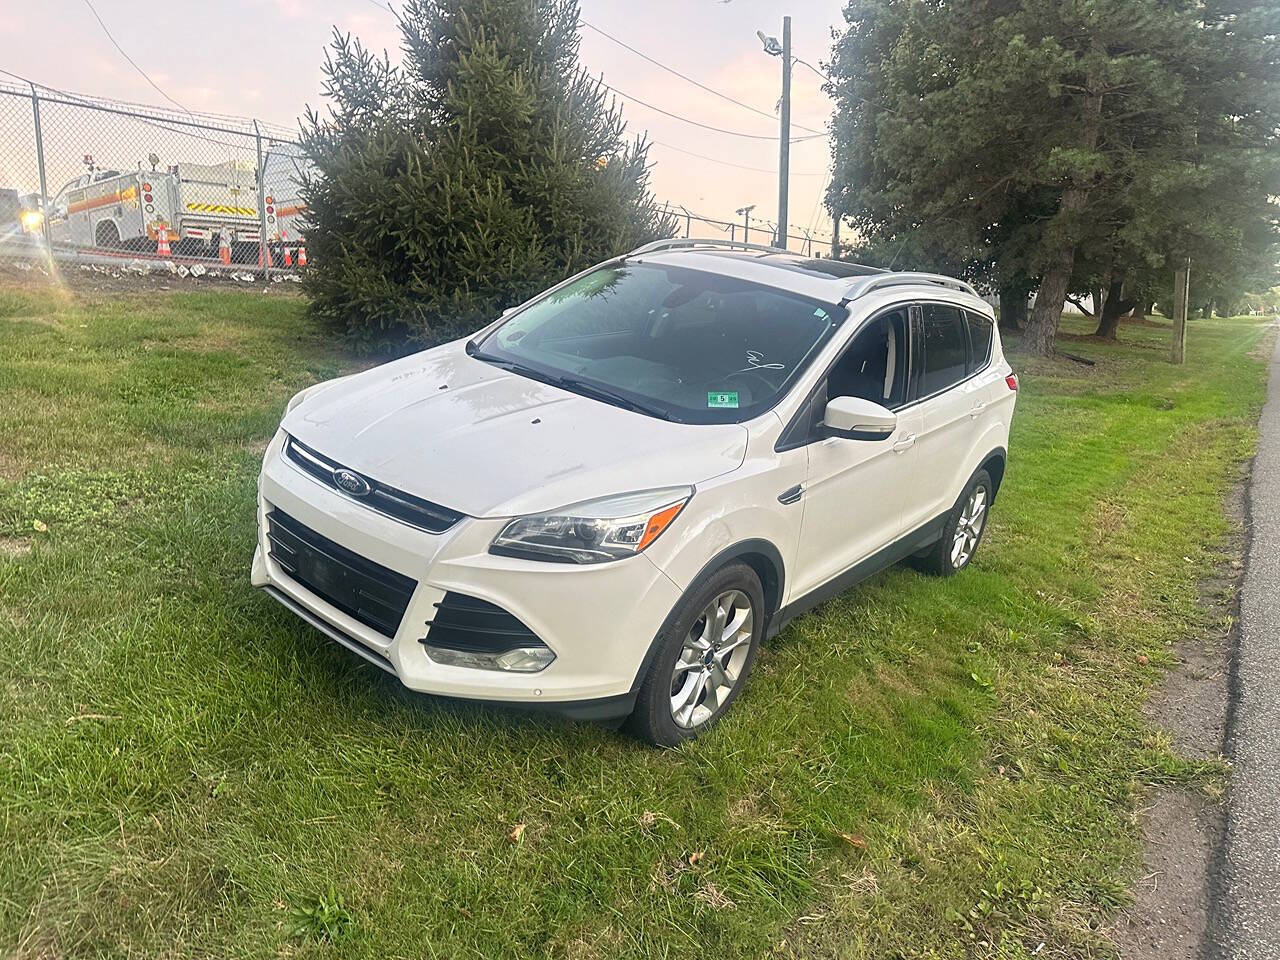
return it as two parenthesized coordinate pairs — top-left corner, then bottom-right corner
(253, 120), (270, 279)
(29, 84), (52, 256)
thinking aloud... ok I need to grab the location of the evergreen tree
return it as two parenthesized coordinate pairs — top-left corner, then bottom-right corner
(299, 0), (675, 349)
(827, 0), (1280, 355)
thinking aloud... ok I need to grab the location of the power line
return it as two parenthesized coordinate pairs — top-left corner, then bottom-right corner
(793, 56), (831, 85)
(795, 54), (901, 117)
(79, 0), (191, 115)
(581, 20), (823, 136)
(602, 81), (826, 142)
(651, 139), (825, 176)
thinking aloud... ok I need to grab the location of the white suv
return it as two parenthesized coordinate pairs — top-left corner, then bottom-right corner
(252, 239), (1017, 745)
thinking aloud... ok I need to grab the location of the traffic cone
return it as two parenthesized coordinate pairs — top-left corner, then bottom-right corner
(258, 242), (273, 268)
(283, 246), (293, 267)
(296, 246), (307, 267)
(218, 227), (231, 265)
(155, 223), (171, 257)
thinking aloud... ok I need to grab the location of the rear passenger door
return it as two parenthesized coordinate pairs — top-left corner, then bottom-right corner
(900, 303), (985, 532)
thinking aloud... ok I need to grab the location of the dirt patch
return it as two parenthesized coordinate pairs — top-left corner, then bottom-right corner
(1110, 790), (1222, 960)
(1251, 323), (1278, 362)
(1110, 466), (1247, 959)
(0, 537), (33, 559)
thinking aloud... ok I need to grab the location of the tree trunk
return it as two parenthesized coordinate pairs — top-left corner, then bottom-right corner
(1089, 285), (1104, 318)
(998, 286), (1027, 331)
(1023, 78), (1103, 357)
(1094, 277), (1136, 339)
(1025, 181), (1091, 356)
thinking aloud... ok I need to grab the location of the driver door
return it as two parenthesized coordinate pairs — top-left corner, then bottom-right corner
(789, 307), (919, 599)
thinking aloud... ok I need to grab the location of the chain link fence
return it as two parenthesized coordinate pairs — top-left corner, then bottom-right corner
(0, 80), (312, 278)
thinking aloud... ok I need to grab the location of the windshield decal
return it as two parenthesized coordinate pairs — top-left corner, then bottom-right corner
(707, 391), (740, 409)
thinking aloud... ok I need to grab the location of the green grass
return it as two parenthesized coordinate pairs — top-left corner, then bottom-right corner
(0, 285), (1271, 959)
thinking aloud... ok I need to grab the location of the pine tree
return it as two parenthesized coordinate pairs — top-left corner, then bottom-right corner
(299, 0), (675, 349)
(827, 0), (1280, 355)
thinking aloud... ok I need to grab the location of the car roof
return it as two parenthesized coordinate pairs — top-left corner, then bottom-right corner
(625, 242), (991, 316)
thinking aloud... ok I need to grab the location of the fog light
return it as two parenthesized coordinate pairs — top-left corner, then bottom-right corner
(424, 645), (555, 673)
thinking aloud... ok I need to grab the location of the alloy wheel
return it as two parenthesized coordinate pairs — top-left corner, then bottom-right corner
(669, 589), (754, 729)
(951, 485), (988, 568)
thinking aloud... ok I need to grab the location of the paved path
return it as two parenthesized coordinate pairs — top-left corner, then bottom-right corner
(1219, 327), (1280, 959)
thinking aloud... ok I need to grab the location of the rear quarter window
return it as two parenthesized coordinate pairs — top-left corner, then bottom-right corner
(966, 311), (994, 374)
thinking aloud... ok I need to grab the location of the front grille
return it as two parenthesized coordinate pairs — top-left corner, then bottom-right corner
(285, 435), (464, 534)
(422, 592), (546, 654)
(266, 509), (417, 638)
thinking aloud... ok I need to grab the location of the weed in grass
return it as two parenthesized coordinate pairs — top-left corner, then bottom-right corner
(288, 884), (354, 942)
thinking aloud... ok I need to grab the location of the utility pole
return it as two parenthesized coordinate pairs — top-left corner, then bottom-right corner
(736, 205), (755, 245)
(777, 16), (791, 249)
(1172, 257), (1190, 364)
(831, 215), (840, 258)
(758, 19), (791, 249)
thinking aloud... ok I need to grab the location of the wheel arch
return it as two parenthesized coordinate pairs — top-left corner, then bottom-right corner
(94, 217), (122, 245)
(977, 446), (1007, 497)
(629, 538), (785, 691)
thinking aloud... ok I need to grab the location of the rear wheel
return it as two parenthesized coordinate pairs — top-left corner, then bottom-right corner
(911, 468), (993, 576)
(94, 220), (121, 248)
(626, 563), (764, 747)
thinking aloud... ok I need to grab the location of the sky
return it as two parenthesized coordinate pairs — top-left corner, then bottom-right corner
(1, 0), (847, 251)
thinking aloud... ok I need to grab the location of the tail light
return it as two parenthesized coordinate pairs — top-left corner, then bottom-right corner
(1006, 373), (1019, 391)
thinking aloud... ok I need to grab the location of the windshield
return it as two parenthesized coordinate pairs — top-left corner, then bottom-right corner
(474, 263), (844, 423)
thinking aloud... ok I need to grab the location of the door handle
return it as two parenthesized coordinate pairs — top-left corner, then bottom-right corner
(778, 483), (804, 505)
(892, 433), (916, 453)
(969, 400), (987, 419)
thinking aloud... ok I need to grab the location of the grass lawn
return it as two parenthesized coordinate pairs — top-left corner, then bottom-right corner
(0, 281), (1272, 959)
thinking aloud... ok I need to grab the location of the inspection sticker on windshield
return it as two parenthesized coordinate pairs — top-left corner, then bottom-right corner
(707, 391), (739, 409)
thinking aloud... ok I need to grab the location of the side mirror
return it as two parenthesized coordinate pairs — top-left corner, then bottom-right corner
(823, 395), (897, 441)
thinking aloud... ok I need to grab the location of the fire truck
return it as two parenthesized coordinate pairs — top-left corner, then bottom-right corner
(46, 154), (292, 258)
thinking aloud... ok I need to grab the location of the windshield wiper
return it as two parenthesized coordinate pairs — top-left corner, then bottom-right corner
(547, 374), (677, 421)
(469, 347), (677, 421)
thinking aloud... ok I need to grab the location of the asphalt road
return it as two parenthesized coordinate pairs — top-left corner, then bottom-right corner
(1218, 326), (1280, 959)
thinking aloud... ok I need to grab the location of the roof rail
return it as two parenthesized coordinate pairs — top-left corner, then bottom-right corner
(625, 237), (790, 258)
(843, 271), (979, 301)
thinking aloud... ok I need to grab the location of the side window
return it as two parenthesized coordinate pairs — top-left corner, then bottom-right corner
(920, 304), (968, 396)
(826, 308), (909, 409)
(966, 311), (994, 374)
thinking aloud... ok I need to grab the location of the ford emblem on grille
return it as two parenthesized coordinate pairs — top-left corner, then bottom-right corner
(333, 469), (372, 497)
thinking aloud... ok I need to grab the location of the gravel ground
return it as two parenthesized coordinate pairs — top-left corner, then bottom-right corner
(1216, 327), (1280, 960)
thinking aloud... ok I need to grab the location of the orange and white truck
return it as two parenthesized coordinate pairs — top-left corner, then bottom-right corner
(45, 154), (301, 258)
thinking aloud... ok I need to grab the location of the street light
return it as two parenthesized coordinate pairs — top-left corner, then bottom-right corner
(736, 204), (756, 244)
(756, 29), (783, 57)
(758, 17), (791, 249)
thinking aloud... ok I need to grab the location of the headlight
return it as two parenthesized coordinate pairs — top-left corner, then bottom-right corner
(490, 487), (692, 564)
(20, 210), (43, 232)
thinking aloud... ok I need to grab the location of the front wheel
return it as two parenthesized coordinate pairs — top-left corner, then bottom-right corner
(911, 469), (993, 576)
(626, 563), (764, 747)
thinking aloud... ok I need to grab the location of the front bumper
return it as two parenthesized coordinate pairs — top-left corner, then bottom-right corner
(251, 432), (684, 715)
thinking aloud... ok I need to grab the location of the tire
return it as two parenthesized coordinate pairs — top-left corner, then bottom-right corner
(625, 563), (765, 747)
(911, 468), (994, 577)
(94, 220), (121, 248)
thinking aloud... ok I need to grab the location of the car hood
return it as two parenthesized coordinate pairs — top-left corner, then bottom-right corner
(282, 341), (749, 519)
